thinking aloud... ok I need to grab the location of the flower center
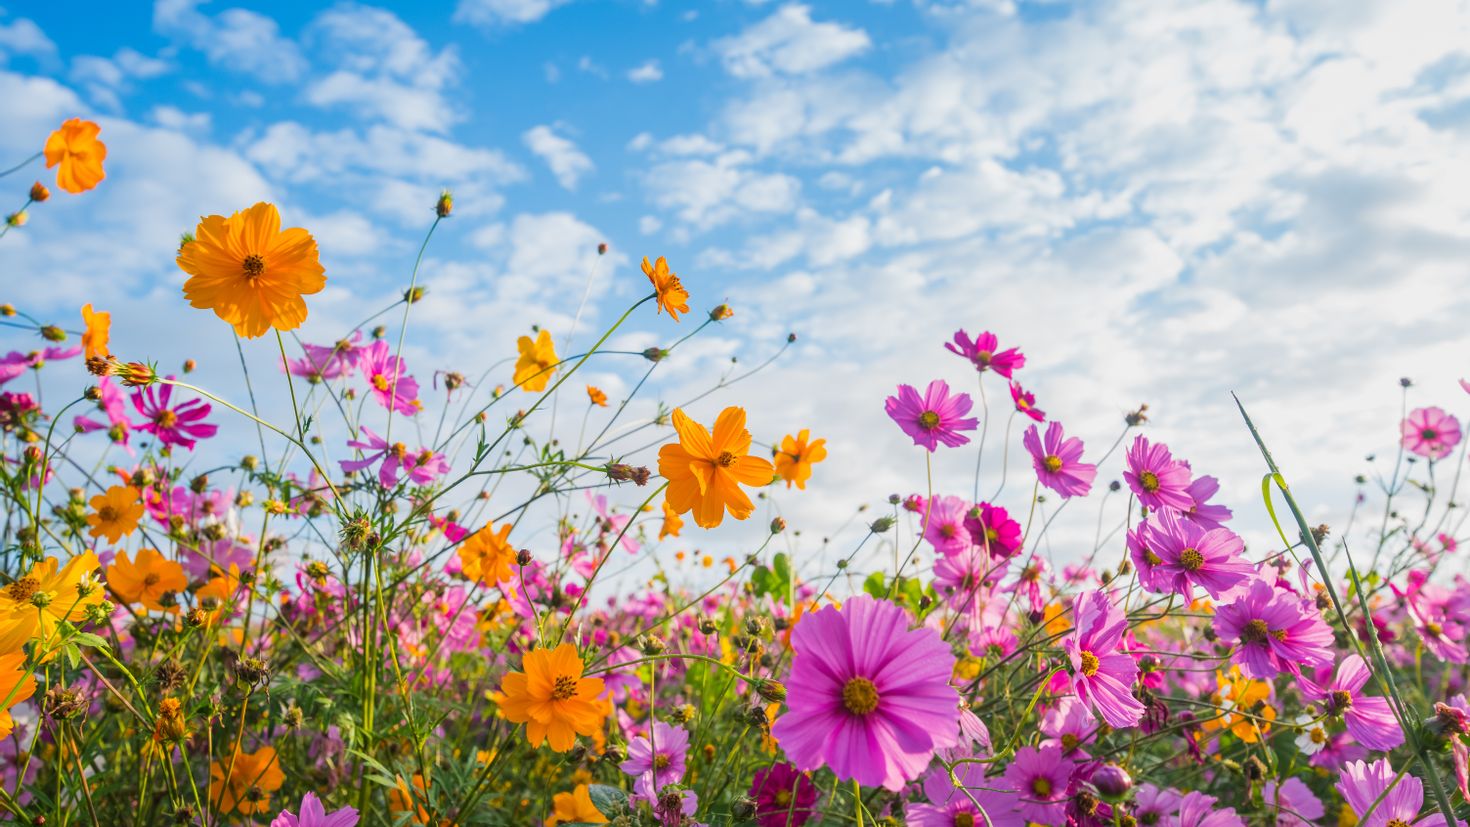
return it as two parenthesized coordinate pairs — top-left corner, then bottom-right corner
(654, 754), (671, 770)
(955, 813), (975, 827)
(391, 443), (409, 460)
(1388, 821), (1411, 827)
(940, 524), (957, 539)
(775, 790), (792, 806)
(155, 410), (178, 429)
(143, 573), (160, 587)
(841, 677), (880, 716)
(4, 576), (39, 603)
(1143, 549), (1161, 566)
(99, 505), (118, 522)
(1422, 428), (1438, 441)
(1179, 548), (1205, 571)
(1078, 650), (1100, 677)
(372, 375), (391, 392)
(551, 675), (578, 700)
(1328, 689), (1354, 714)
(1309, 726), (1326, 744)
(1061, 733), (1079, 751)
(242, 254), (265, 279)
(1427, 621), (1444, 636)
(1241, 618), (1271, 644)
(918, 410), (941, 430)
(1044, 455), (1063, 473)
(976, 350), (993, 366)
(716, 451), (736, 467)
(1031, 777), (1053, 798)
(1139, 470), (1160, 492)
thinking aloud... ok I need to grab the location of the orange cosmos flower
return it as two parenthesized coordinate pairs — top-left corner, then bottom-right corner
(658, 500), (683, 540)
(86, 484), (143, 543)
(460, 521), (516, 585)
(657, 407), (774, 529)
(0, 552), (103, 656)
(498, 642), (607, 752)
(513, 329), (558, 392)
(586, 385), (608, 407)
(107, 548), (188, 612)
(1203, 667), (1276, 743)
(642, 256), (690, 322)
(773, 429), (827, 490)
(80, 304), (110, 361)
(208, 746), (283, 816)
(178, 202), (326, 339)
(0, 652), (36, 739)
(545, 784), (607, 826)
(43, 118), (107, 194)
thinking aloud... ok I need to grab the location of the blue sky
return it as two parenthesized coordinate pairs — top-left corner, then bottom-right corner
(3, 0), (1470, 569)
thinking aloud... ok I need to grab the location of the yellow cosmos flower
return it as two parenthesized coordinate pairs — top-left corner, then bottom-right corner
(0, 552), (103, 656)
(80, 303), (110, 361)
(460, 521), (516, 585)
(642, 256), (690, 322)
(657, 407), (774, 529)
(86, 485), (143, 543)
(43, 118), (107, 194)
(545, 784), (607, 826)
(107, 548), (188, 613)
(178, 202), (326, 339)
(208, 746), (283, 816)
(514, 329), (558, 392)
(0, 652), (36, 739)
(498, 642), (607, 752)
(773, 428), (827, 490)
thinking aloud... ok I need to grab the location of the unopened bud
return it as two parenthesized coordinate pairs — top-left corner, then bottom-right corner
(770, 517), (786, 534)
(435, 190), (453, 218)
(40, 325), (65, 342)
(755, 680), (786, 703)
(516, 548), (533, 566)
(869, 517), (895, 533)
(29, 182), (49, 202)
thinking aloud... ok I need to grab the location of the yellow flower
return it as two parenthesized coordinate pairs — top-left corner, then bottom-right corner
(80, 303), (110, 361)
(773, 429), (827, 490)
(642, 256), (690, 322)
(1204, 667), (1276, 743)
(498, 643), (607, 752)
(658, 407), (774, 529)
(514, 329), (558, 392)
(43, 118), (106, 194)
(545, 784), (607, 826)
(658, 500), (683, 540)
(107, 548), (188, 613)
(586, 385), (608, 407)
(86, 485), (143, 543)
(0, 652), (36, 739)
(460, 522), (516, 585)
(178, 202), (326, 339)
(208, 746), (283, 816)
(0, 552), (103, 656)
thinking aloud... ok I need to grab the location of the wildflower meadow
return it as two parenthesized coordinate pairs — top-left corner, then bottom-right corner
(5, 58), (1470, 827)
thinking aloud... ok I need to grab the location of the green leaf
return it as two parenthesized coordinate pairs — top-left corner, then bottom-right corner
(862, 571), (886, 599)
(587, 784), (627, 817)
(71, 632), (110, 650)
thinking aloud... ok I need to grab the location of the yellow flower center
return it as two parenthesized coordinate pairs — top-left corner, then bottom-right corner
(775, 790), (792, 806)
(551, 675), (578, 700)
(1330, 689), (1354, 712)
(242, 254), (265, 279)
(1241, 619), (1271, 644)
(1032, 777), (1053, 797)
(1388, 821), (1410, 827)
(1310, 726), (1326, 744)
(1139, 470), (1160, 492)
(391, 443), (409, 460)
(1044, 455), (1063, 473)
(4, 576), (39, 603)
(1179, 548), (1205, 571)
(1427, 621), (1444, 636)
(841, 677), (880, 716)
(155, 410), (178, 428)
(1061, 733), (1079, 751)
(373, 375), (391, 392)
(654, 754), (671, 770)
(918, 411), (941, 430)
(940, 524), (957, 539)
(716, 451), (736, 467)
(1079, 650), (1100, 677)
(976, 350), (993, 364)
(956, 813), (975, 827)
(1144, 549), (1161, 566)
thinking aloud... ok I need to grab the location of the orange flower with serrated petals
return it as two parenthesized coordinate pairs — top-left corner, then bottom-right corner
(658, 407), (773, 529)
(513, 329), (558, 392)
(546, 784), (607, 826)
(659, 500), (683, 540)
(460, 521), (516, 585)
(0, 552), (103, 656)
(86, 485), (142, 543)
(178, 202), (326, 339)
(208, 746), (283, 816)
(80, 304), (110, 361)
(586, 385), (607, 407)
(642, 256), (690, 322)
(498, 642), (607, 752)
(107, 548), (188, 613)
(773, 428), (827, 490)
(44, 119), (106, 194)
(0, 652), (36, 739)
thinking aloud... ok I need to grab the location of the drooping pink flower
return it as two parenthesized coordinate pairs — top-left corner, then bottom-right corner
(0, 346), (82, 386)
(1142, 512), (1254, 601)
(1065, 590), (1144, 728)
(1002, 745), (1071, 824)
(1009, 380), (1045, 422)
(1393, 570), (1469, 664)
(1402, 406), (1462, 460)
(1024, 422), (1096, 499)
(1123, 435), (1193, 512)
(621, 722), (689, 789)
(269, 792), (359, 827)
(1172, 791), (1245, 827)
(287, 333), (362, 383)
(771, 595), (959, 791)
(945, 330), (1025, 378)
(1181, 474), (1233, 530)
(965, 502), (1022, 560)
(338, 427), (448, 488)
(131, 380), (217, 449)
(1299, 655), (1403, 751)
(750, 763), (818, 827)
(884, 380), (979, 452)
(360, 340), (420, 416)
(1338, 759), (1448, 827)
(589, 491), (639, 554)
(922, 495), (973, 557)
(906, 761), (1024, 827)
(1213, 578), (1335, 679)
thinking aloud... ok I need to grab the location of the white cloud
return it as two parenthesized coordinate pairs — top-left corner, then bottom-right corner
(523, 125), (594, 190)
(0, 14), (56, 61)
(627, 60), (663, 83)
(714, 4), (871, 79)
(639, 215), (662, 234)
(643, 151), (801, 228)
(152, 0), (307, 83)
(149, 105), (210, 132)
(71, 48), (171, 110)
(454, 0), (571, 27)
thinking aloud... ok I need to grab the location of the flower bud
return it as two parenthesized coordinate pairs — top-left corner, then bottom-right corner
(516, 548), (533, 566)
(710, 304), (734, 321)
(40, 325), (64, 342)
(405, 286), (427, 304)
(755, 679), (786, 703)
(597, 242), (608, 255)
(5, 211), (27, 227)
(770, 517), (786, 534)
(435, 190), (453, 218)
(642, 347), (668, 363)
(869, 517), (895, 533)
(29, 182), (49, 202)
(1092, 764), (1133, 802)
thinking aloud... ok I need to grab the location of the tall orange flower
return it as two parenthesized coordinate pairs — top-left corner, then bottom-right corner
(0, 552), (103, 655)
(0, 652), (36, 739)
(43, 118), (106, 194)
(499, 642), (607, 752)
(658, 500), (683, 540)
(177, 202), (326, 339)
(773, 429), (827, 490)
(389, 774), (432, 824)
(545, 784), (607, 826)
(586, 385), (608, 407)
(208, 746), (284, 816)
(460, 521), (516, 585)
(513, 329), (558, 392)
(86, 485), (143, 542)
(80, 304), (110, 360)
(642, 256), (690, 321)
(107, 548), (188, 612)
(658, 407), (774, 529)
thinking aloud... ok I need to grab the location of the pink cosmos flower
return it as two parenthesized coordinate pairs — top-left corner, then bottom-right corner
(1393, 570), (1469, 664)
(906, 761), (1024, 827)
(622, 722), (689, 790)
(1172, 791), (1245, 827)
(360, 340), (420, 415)
(945, 330), (1025, 378)
(1142, 512), (1254, 601)
(885, 380), (979, 452)
(1402, 407), (1462, 460)
(1181, 474), (1233, 530)
(1133, 785), (1180, 826)
(1024, 422), (1096, 499)
(1263, 778), (1323, 827)
(750, 763), (818, 827)
(771, 595), (959, 791)
(287, 333), (362, 383)
(1002, 745), (1071, 824)
(965, 502), (1022, 560)
(1123, 435), (1193, 511)
(1338, 759), (1449, 827)
(0, 346), (82, 386)
(1009, 381), (1045, 422)
(269, 792), (359, 827)
(922, 495), (973, 557)
(1065, 590), (1144, 728)
(1213, 578), (1335, 679)
(74, 377), (134, 449)
(1298, 654), (1404, 751)
(131, 381), (217, 450)
(1039, 696), (1096, 757)
(589, 492), (640, 554)
(339, 427), (448, 488)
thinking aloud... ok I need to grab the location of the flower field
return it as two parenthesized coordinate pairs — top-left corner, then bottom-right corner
(4, 118), (1470, 827)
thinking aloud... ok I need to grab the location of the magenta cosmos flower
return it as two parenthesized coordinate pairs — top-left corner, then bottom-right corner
(945, 330), (1025, 378)
(1338, 759), (1449, 827)
(966, 501), (1022, 560)
(1401, 406), (1462, 460)
(1213, 579), (1335, 679)
(771, 595), (959, 791)
(1123, 435), (1193, 512)
(1009, 381), (1045, 422)
(1002, 745), (1071, 824)
(339, 426), (449, 488)
(1263, 778), (1323, 827)
(750, 763), (818, 827)
(1066, 590), (1144, 728)
(1181, 474), (1233, 530)
(1024, 422), (1096, 499)
(1140, 512), (1254, 601)
(288, 333), (362, 383)
(1299, 654), (1403, 751)
(885, 380), (979, 452)
(621, 721), (689, 789)
(360, 340), (420, 415)
(906, 761), (1024, 827)
(923, 495), (973, 557)
(131, 381), (217, 450)
(269, 792), (359, 827)
(1172, 791), (1245, 827)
